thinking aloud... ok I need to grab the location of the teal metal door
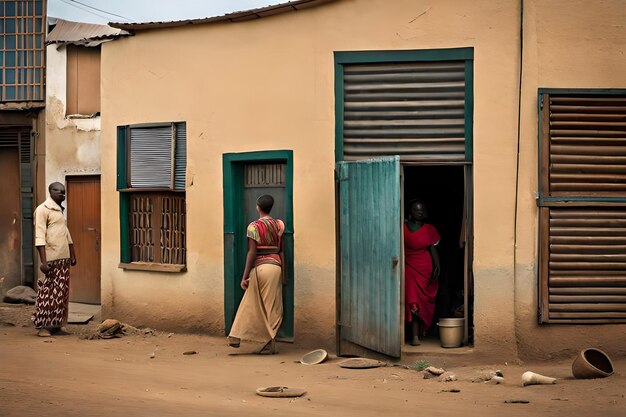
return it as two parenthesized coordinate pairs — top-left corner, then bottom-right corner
(337, 156), (402, 357)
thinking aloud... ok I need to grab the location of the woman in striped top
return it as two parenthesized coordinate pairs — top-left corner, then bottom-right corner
(228, 194), (285, 354)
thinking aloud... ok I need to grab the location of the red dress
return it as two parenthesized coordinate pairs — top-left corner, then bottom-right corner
(404, 223), (440, 330)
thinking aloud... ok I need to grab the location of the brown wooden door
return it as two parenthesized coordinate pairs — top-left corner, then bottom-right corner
(0, 148), (22, 291)
(66, 176), (101, 304)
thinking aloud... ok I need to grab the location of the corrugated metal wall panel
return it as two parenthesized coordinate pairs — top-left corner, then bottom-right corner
(129, 126), (173, 188)
(548, 95), (626, 196)
(342, 61), (466, 161)
(546, 207), (626, 323)
(174, 123), (186, 190)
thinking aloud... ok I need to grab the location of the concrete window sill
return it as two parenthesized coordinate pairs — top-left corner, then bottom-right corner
(66, 113), (100, 119)
(118, 262), (187, 273)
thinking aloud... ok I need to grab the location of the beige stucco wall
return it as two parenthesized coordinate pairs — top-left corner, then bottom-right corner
(45, 44), (101, 188)
(515, 0), (626, 359)
(100, 0), (522, 354)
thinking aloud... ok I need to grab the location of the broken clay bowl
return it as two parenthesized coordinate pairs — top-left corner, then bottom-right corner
(572, 348), (614, 379)
(300, 349), (328, 365)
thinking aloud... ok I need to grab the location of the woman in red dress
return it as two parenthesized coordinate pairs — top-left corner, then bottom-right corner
(404, 199), (441, 346)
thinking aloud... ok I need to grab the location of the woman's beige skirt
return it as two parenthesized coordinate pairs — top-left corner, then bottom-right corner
(229, 263), (283, 345)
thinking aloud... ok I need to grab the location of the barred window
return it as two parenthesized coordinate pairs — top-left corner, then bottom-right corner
(0, 0), (45, 102)
(117, 122), (187, 271)
(129, 192), (185, 265)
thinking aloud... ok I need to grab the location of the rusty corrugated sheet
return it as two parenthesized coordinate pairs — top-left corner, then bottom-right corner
(46, 19), (130, 47)
(109, 0), (335, 31)
(342, 61), (467, 162)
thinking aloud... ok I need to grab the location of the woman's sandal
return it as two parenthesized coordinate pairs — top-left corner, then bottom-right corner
(228, 337), (241, 348)
(37, 329), (52, 337)
(258, 339), (277, 355)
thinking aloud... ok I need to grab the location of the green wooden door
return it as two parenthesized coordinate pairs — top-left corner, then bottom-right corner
(223, 151), (294, 342)
(337, 156), (402, 357)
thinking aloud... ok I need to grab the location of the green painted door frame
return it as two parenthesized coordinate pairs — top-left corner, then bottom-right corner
(223, 150), (295, 341)
(333, 48), (475, 356)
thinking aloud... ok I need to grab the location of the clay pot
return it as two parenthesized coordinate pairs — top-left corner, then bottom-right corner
(572, 348), (614, 379)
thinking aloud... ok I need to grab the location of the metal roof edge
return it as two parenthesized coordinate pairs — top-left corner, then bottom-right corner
(109, 0), (336, 31)
(46, 18), (132, 47)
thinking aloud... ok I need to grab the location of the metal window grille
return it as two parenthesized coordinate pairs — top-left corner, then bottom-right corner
(129, 192), (186, 265)
(0, 0), (45, 102)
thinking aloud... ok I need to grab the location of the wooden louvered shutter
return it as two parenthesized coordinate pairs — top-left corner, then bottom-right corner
(129, 125), (173, 188)
(342, 61), (466, 162)
(541, 94), (626, 197)
(539, 92), (626, 324)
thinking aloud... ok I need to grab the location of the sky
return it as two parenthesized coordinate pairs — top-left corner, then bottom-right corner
(47, 0), (279, 24)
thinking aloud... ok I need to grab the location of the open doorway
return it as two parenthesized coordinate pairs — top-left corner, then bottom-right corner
(403, 165), (472, 346)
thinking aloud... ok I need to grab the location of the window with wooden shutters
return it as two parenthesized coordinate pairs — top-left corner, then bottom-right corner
(117, 122), (187, 271)
(66, 45), (101, 115)
(538, 90), (626, 324)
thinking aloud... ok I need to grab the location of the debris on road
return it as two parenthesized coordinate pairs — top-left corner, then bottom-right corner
(472, 369), (504, 382)
(425, 366), (445, 375)
(256, 386), (306, 398)
(300, 349), (328, 365)
(440, 389), (461, 393)
(485, 376), (504, 385)
(439, 372), (458, 382)
(338, 358), (386, 369)
(504, 399), (530, 404)
(183, 350), (198, 355)
(521, 371), (556, 386)
(3, 286), (36, 304)
(81, 319), (156, 340)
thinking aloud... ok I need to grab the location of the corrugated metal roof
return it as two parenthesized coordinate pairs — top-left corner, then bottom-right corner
(47, 18), (131, 47)
(109, 0), (335, 31)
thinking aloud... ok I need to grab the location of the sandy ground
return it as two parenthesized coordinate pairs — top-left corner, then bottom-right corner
(1, 303), (625, 417)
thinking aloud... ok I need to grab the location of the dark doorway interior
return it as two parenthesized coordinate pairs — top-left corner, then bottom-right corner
(403, 165), (468, 343)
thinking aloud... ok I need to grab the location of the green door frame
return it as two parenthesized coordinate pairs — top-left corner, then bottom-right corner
(333, 48), (475, 353)
(223, 150), (295, 341)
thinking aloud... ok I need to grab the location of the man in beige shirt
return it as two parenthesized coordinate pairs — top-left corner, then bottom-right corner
(32, 182), (77, 337)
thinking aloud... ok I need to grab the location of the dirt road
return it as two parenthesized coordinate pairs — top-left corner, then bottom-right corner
(1, 304), (624, 417)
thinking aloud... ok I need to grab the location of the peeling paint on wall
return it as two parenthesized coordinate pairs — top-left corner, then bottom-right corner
(45, 44), (101, 189)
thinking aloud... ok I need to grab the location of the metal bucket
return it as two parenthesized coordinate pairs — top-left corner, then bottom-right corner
(437, 318), (464, 348)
